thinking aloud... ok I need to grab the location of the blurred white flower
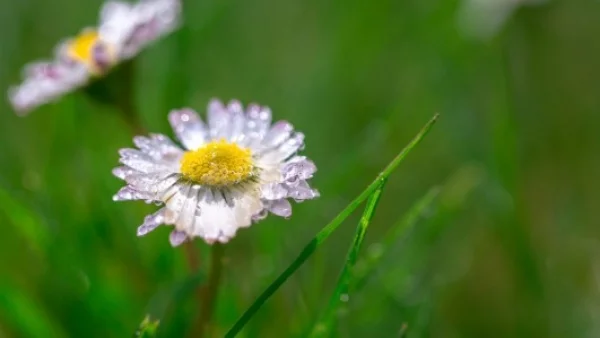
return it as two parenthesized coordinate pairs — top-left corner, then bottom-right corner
(113, 99), (319, 246)
(457, 0), (548, 39)
(8, 0), (181, 115)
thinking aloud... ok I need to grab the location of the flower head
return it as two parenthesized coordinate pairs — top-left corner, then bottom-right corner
(113, 99), (319, 246)
(8, 0), (180, 114)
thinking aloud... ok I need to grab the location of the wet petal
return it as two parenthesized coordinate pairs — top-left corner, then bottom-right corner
(261, 132), (305, 163)
(113, 186), (153, 201)
(268, 199), (292, 218)
(261, 182), (288, 200)
(137, 209), (165, 236)
(283, 156), (317, 181)
(287, 180), (319, 201)
(112, 166), (139, 180)
(169, 230), (187, 247)
(118, 148), (170, 173)
(261, 121), (293, 150)
(168, 108), (208, 150)
(207, 99), (232, 140)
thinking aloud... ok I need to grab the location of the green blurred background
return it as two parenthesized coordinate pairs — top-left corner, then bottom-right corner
(1, 0), (599, 337)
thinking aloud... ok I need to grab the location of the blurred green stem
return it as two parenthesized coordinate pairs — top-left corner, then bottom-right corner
(195, 244), (224, 337)
(116, 61), (146, 135)
(184, 242), (201, 277)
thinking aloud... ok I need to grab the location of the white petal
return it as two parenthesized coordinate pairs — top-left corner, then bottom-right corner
(261, 121), (294, 150)
(137, 208), (165, 236)
(174, 185), (200, 234)
(192, 189), (263, 243)
(168, 108), (208, 150)
(112, 166), (139, 180)
(100, 1), (134, 24)
(228, 103), (247, 143)
(164, 182), (191, 214)
(169, 230), (187, 247)
(260, 132), (305, 163)
(242, 103), (272, 148)
(118, 145), (180, 174)
(252, 208), (268, 222)
(246, 104), (272, 133)
(268, 199), (292, 218)
(124, 172), (177, 193)
(133, 134), (183, 160)
(260, 182), (288, 200)
(283, 156), (317, 181)
(113, 186), (153, 201)
(207, 99), (232, 140)
(99, 1), (139, 53)
(8, 62), (89, 114)
(287, 180), (319, 201)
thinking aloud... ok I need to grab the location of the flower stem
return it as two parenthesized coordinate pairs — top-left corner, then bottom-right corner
(103, 59), (206, 333)
(195, 244), (224, 337)
(114, 60), (146, 135)
(184, 241), (201, 276)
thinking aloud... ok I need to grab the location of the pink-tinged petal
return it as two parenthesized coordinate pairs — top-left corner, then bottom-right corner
(287, 180), (319, 201)
(268, 199), (292, 218)
(137, 209), (165, 236)
(283, 157), (317, 181)
(169, 230), (187, 247)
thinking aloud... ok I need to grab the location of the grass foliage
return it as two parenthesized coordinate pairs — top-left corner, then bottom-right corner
(0, 0), (599, 337)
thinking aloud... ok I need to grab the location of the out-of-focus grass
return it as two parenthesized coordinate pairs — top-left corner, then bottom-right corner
(226, 114), (437, 337)
(1, 0), (600, 337)
(311, 186), (385, 338)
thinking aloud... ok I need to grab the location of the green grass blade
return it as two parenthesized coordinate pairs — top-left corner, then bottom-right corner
(310, 184), (386, 337)
(225, 114), (439, 337)
(354, 186), (441, 291)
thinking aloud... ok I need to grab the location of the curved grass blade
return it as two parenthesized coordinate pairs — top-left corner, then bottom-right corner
(353, 186), (441, 291)
(225, 114), (439, 337)
(310, 184), (385, 337)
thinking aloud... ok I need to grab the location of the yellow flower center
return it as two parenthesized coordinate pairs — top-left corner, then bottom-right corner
(180, 140), (254, 187)
(67, 31), (99, 63)
(66, 30), (112, 74)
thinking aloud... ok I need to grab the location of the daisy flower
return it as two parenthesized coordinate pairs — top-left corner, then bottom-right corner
(113, 99), (319, 246)
(8, 0), (180, 114)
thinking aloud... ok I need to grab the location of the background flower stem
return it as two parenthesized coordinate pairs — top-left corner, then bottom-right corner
(98, 59), (207, 332)
(195, 243), (224, 337)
